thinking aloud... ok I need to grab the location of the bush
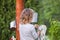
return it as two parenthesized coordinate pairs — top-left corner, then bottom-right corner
(49, 20), (60, 40)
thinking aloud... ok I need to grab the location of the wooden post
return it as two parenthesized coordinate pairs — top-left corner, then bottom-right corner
(16, 0), (24, 40)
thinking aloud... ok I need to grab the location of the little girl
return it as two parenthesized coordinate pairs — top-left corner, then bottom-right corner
(19, 8), (40, 40)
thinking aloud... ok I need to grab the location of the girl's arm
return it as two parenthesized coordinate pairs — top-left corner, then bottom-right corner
(31, 26), (39, 39)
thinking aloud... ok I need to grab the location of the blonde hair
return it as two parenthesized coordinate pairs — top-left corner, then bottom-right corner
(20, 8), (35, 22)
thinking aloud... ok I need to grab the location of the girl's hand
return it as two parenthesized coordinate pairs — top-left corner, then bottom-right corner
(34, 24), (39, 29)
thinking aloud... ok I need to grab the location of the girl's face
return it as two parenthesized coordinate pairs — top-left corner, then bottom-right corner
(23, 12), (29, 20)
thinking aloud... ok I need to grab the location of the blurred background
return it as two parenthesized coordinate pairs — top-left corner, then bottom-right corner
(0, 0), (60, 40)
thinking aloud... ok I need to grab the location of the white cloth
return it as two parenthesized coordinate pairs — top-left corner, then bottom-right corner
(38, 25), (47, 40)
(19, 23), (38, 40)
(10, 20), (16, 28)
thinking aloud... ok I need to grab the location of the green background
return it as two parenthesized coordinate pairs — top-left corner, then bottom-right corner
(0, 0), (60, 40)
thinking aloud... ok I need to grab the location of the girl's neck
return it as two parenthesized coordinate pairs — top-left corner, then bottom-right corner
(23, 20), (29, 24)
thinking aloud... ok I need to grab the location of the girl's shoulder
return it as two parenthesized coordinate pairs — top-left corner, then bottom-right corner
(27, 23), (34, 28)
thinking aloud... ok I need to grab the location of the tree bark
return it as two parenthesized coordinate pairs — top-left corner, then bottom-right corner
(16, 0), (24, 40)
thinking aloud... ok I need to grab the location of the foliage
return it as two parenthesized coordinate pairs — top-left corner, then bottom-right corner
(49, 20), (60, 40)
(0, 0), (15, 40)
